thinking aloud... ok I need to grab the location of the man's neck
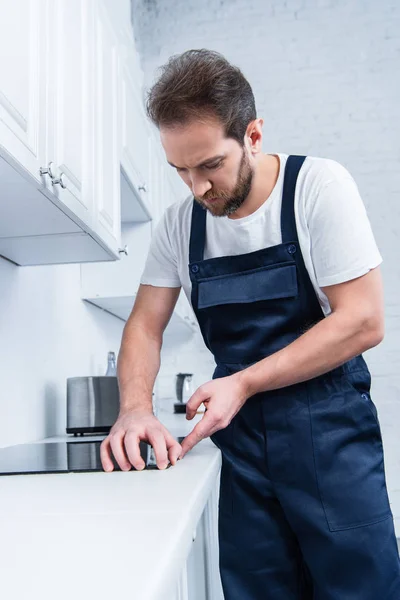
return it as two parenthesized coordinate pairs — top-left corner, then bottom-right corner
(228, 153), (280, 220)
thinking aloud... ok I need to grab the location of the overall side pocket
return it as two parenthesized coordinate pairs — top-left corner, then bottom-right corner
(309, 375), (392, 532)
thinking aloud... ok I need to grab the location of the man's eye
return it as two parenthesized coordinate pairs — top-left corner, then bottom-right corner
(204, 161), (223, 170)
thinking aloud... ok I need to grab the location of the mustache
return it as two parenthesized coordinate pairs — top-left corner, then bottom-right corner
(199, 192), (229, 201)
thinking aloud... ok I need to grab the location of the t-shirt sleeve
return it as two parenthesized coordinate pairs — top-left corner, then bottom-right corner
(307, 171), (382, 288)
(140, 208), (181, 288)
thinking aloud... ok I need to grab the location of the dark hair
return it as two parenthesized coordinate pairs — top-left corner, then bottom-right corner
(146, 49), (257, 145)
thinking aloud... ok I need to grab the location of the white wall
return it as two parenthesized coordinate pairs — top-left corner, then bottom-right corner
(0, 257), (124, 448)
(131, 0), (400, 532)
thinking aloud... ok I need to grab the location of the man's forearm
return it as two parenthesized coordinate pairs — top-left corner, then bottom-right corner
(238, 311), (383, 397)
(117, 321), (162, 414)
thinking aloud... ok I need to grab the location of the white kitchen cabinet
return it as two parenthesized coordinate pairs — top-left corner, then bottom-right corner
(80, 220), (152, 319)
(186, 514), (208, 600)
(0, 0), (124, 265)
(0, 0), (47, 184)
(173, 486), (224, 600)
(81, 218), (198, 340)
(80, 226), (198, 341)
(101, 0), (152, 226)
(91, 0), (122, 253)
(0, 0), (191, 270)
(147, 134), (164, 229)
(80, 63), (196, 338)
(43, 0), (94, 231)
(0, 143), (117, 265)
(120, 64), (152, 220)
(176, 567), (189, 600)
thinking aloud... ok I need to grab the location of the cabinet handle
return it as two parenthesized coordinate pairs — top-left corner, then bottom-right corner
(138, 183), (147, 193)
(51, 173), (67, 189)
(39, 161), (56, 179)
(118, 245), (129, 256)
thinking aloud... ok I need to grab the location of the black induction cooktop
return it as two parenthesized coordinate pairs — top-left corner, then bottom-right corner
(0, 437), (186, 476)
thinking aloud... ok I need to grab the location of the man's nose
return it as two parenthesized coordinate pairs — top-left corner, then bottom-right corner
(191, 175), (212, 198)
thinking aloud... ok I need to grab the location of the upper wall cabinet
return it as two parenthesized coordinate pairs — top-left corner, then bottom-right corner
(0, 0), (47, 183)
(0, 0), (180, 268)
(120, 64), (152, 224)
(0, 0), (121, 265)
(44, 0), (94, 231)
(91, 0), (122, 253)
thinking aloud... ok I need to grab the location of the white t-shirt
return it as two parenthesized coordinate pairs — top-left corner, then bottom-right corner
(140, 153), (382, 316)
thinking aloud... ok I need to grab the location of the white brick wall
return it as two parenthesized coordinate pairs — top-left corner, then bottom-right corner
(131, 0), (400, 531)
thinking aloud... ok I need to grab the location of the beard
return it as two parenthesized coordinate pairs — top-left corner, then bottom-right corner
(194, 149), (253, 217)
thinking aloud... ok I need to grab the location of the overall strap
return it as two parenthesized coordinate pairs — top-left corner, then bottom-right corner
(189, 199), (207, 264)
(280, 155), (307, 244)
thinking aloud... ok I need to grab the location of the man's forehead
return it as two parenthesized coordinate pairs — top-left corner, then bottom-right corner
(160, 123), (235, 169)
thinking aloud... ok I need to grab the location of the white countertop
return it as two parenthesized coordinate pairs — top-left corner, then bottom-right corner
(0, 408), (222, 600)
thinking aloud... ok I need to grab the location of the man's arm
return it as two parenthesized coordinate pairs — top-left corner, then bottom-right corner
(238, 266), (384, 396)
(118, 283), (181, 413)
(100, 284), (181, 471)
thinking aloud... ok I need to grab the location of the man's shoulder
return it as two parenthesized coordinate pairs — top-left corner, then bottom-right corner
(300, 155), (353, 189)
(163, 193), (194, 229)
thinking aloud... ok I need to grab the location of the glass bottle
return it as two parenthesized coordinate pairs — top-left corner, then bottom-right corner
(105, 351), (117, 376)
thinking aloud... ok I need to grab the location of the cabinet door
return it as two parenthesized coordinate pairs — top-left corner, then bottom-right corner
(0, 0), (46, 181)
(45, 0), (94, 230)
(186, 519), (207, 600)
(148, 140), (166, 230)
(92, 1), (121, 252)
(175, 565), (189, 600)
(121, 67), (151, 210)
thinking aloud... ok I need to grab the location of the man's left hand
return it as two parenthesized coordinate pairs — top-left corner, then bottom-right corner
(178, 373), (249, 459)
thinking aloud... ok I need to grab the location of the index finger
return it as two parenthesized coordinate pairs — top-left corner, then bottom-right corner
(180, 412), (216, 458)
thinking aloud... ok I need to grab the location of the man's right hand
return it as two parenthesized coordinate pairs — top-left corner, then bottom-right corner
(100, 410), (182, 472)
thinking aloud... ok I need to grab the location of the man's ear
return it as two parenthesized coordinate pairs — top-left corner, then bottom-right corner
(246, 118), (264, 154)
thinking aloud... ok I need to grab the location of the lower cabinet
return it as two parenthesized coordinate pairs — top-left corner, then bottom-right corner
(174, 482), (224, 600)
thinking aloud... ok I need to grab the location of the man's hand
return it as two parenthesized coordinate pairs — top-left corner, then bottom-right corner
(179, 373), (249, 459)
(100, 410), (182, 471)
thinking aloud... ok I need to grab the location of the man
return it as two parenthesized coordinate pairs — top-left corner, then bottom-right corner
(100, 49), (400, 598)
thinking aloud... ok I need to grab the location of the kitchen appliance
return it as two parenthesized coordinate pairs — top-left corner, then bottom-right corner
(0, 437), (186, 476)
(174, 373), (194, 414)
(66, 375), (119, 435)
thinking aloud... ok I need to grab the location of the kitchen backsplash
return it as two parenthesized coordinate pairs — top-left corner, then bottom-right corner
(0, 257), (124, 448)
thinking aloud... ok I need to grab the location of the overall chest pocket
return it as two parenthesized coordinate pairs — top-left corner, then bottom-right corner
(197, 262), (298, 309)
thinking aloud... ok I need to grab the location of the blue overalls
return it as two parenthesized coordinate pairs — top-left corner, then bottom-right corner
(188, 156), (400, 599)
